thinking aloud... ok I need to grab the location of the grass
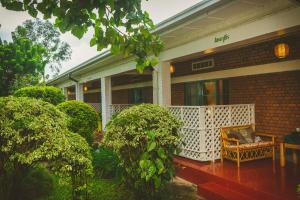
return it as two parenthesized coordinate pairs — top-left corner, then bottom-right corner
(46, 176), (134, 200)
(46, 176), (201, 200)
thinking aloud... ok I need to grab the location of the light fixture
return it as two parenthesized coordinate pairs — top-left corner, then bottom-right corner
(67, 90), (71, 95)
(274, 43), (289, 59)
(170, 65), (175, 74)
(83, 86), (88, 91)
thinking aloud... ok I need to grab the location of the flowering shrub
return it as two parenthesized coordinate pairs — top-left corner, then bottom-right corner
(14, 86), (65, 105)
(0, 96), (92, 200)
(103, 104), (182, 199)
(57, 100), (99, 146)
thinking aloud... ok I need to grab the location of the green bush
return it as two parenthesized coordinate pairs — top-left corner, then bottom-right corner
(0, 96), (92, 200)
(57, 100), (99, 146)
(93, 145), (122, 178)
(19, 167), (54, 200)
(14, 86), (65, 105)
(103, 104), (182, 199)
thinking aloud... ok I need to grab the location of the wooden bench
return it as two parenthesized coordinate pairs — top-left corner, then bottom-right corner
(220, 125), (276, 167)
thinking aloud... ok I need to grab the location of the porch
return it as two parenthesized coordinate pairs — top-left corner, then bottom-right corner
(174, 156), (300, 200)
(46, 1), (300, 198)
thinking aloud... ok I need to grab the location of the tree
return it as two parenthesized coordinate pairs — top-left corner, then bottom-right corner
(8, 74), (42, 94)
(0, 0), (164, 73)
(13, 19), (72, 75)
(0, 35), (48, 96)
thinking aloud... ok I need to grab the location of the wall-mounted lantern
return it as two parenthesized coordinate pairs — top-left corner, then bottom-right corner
(274, 43), (289, 59)
(83, 86), (88, 91)
(170, 65), (175, 74)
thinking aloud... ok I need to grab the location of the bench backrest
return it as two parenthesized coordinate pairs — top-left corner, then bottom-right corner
(220, 124), (255, 146)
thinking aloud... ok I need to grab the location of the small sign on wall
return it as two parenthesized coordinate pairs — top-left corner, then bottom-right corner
(214, 34), (230, 43)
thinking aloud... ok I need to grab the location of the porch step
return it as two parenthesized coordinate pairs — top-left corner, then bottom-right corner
(198, 182), (254, 200)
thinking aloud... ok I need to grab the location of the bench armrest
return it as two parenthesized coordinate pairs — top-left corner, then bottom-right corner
(256, 133), (276, 143)
(222, 137), (240, 146)
(256, 133), (276, 138)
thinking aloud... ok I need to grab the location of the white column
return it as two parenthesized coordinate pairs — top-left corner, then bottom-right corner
(75, 83), (83, 101)
(152, 70), (158, 104)
(156, 61), (171, 106)
(101, 76), (112, 130)
(62, 87), (68, 100)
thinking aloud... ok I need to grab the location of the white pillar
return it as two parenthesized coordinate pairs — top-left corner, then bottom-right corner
(152, 70), (158, 104)
(75, 83), (83, 101)
(156, 61), (171, 106)
(101, 76), (112, 130)
(62, 87), (68, 100)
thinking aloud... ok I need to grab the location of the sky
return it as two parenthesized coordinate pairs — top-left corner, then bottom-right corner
(0, 0), (201, 77)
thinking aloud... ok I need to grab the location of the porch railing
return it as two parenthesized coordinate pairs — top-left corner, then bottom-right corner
(168, 104), (255, 161)
(87, 103), (102, 113)
(109, 104), (133, 118)
(109, 104), (255, 162)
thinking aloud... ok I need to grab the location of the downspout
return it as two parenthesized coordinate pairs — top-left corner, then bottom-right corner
(68, 73), (79, 83)
(68, 73), (80, 101)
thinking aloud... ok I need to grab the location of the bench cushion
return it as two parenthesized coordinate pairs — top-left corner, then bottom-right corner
(226, 141), (273, 150)
(227, 127), (254, 144)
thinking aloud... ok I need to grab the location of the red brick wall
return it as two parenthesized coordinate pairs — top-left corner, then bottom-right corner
(172, 34), (300, 77)
(112, 89), (129, 104)
(228, 71), (300, 136)
(171, 83), (185, 105)
(84, 92), (101, 103)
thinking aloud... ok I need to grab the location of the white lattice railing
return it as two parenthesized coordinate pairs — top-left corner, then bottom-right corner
(109, 104), (133, 117)
(108, 103), (255, 162)
(87, 103), (102, 113)
(168, 104), (255, 162)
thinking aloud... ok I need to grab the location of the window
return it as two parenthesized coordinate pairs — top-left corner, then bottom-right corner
(129, 88), (144, 104)
(185, 80), (228, 106)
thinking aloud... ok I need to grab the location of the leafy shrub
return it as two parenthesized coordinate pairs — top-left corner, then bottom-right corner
(0, 96), (92, 200)
(57, 100), (99, 146)
(19, 167), (54, 200)
(103, 104), (182, 199)
(93, 145), (122, 178)
(14, 85), (65, 105)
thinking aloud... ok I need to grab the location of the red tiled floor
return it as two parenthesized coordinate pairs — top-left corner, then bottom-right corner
(174, 156), (300, 200)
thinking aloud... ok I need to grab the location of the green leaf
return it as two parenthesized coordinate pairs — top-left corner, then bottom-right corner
(90, 12), (97, 20)
(146, 165), (156, 181)
(28, 6), (38, 18)
(158, 148), (167, 160)
(6, 2), (23, 11)
(71, 26), (85, 39)
(147, 142), (156, 152)
(150, 58), (158, 67)
(155, 158), (165, 174)
(90, 38), (97, 47)
(146, 131), (156, 139)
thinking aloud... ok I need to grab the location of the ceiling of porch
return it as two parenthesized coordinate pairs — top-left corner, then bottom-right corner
(160, 0), (297, 50)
